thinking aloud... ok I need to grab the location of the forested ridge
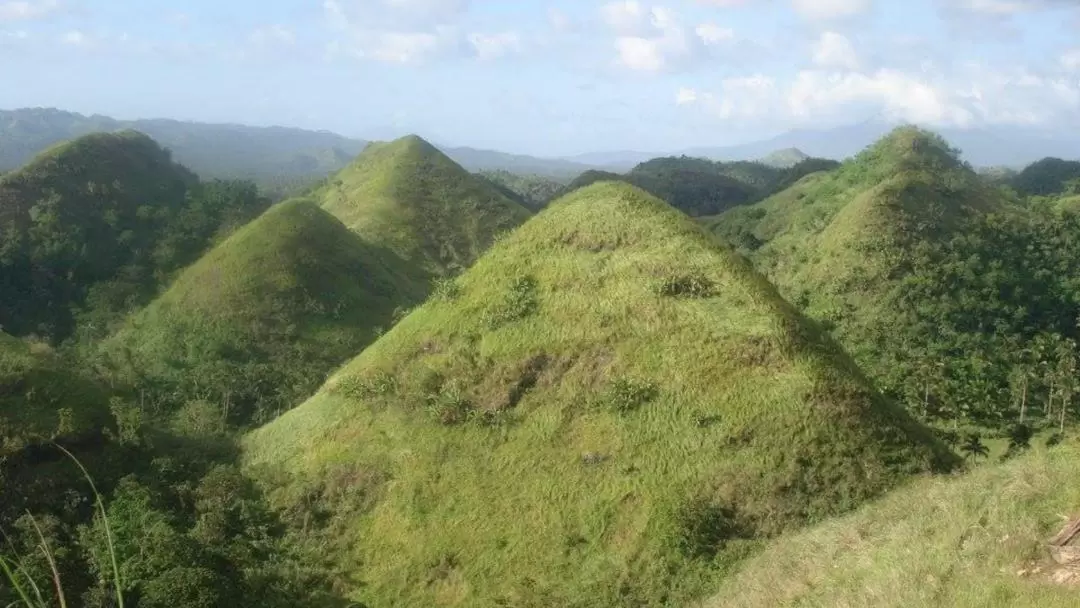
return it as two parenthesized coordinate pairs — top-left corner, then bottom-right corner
(3, 126), (1080, 607)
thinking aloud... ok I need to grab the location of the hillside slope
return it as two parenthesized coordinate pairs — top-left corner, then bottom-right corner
(98, 198), (429, 426)
(0, 332), (110, 456)
(317, 135), (531, 276)
(705, 440), (1080, 607)
(245, 181), (957, 606)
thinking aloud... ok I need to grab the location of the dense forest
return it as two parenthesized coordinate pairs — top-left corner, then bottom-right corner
(3, 125), (1080, 607)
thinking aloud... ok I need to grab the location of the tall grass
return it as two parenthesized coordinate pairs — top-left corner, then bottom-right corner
(0, 444), (124, 608)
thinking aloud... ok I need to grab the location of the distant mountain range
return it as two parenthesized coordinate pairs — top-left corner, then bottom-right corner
(1, 109), (1076, 186)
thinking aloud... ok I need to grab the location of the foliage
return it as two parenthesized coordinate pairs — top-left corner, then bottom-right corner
(0, 132), (271, 343)
(1010, 157), (1080, 197)
(245, 181), (956, 607)
(477, 169), (566, 210)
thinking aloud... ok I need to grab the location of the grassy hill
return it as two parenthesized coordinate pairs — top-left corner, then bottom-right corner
(0, 332), (110, 456)
(244, 181), (957, 606)
(316, 135), (532, 276)
(703, 126), (1080, 433)
(1010, 157), (1080, 197)
(705, 439), (1080, 607)
(98, 198), (430, 426)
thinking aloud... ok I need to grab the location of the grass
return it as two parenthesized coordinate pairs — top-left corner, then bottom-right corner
(1, 444), (124, 608)
(316, 134), (531, 276)
(97, 198), (430, 425)
(703, 438), (1080, 608)
(244, 181), (958, 607)
(0, 333), (111, 456)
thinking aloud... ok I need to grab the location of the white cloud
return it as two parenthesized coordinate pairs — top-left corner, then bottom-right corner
(676, 87), (698, 104)
(812, 31), (859, 69)
(791, 0), (871, 20)
(948, 0), (1078, 13)
(678, 62), (1080, 129)
(249, 25), (296, 47)
(1061, 48), (1080, 71)
(0, 0), (58, 22)
(324, 0), (472, 63)
(468, 31), (521, 60)
(60, 29), (91, 47)
(601, 3), (736, 72)
(695, 22), (734, 45)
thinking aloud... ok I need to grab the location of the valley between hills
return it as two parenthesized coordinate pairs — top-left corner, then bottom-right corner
(3, 123), (1080, 607)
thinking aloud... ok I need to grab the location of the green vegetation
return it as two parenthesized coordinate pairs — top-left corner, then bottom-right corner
(1010, 157), (1080, 197)
(244, 181), (955, 607)
(760, 147), (810, 169)
(561, 155), (841, 217)
(0, 332), (110, 456)
(477, 169), (566, 210)
(705, 126), (1080, 436)
(96, 198), (430, 426)
(0, 131), (271, 343)
(316, 135), (532, 276)
(705, 439), (1080, 607)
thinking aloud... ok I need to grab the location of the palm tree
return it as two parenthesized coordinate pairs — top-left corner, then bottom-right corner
(961, 433), (989, 462)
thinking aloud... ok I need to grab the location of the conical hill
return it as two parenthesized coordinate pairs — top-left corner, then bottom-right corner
(316, 134), (531, 276)
(244, 181), (957, 606)
(98, 198), (430, 425)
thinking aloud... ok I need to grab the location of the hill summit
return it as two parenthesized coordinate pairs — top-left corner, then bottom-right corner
(245, 181), (957, 606)
(0, 130), (198, 339)
(316, 134), (531, 276)
(98, 198), (429, 425)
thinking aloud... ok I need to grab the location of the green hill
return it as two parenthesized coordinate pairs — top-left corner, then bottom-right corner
(0, 332), (110, 456)
(0, 131), (198, 338)
(98, 198), (430, 426)
(703, 126), (1080, 432)
(706, 439), (1080, 607)
(244, 181), (957, 606)
(0, 131), (272, 343)
(1011, 157), (1080, 197)
(760, 147), (810, 169)
(316, 135), (531, 276)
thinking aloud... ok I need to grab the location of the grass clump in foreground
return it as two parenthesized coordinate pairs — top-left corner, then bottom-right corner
(705, 438), (1080, 607)
(316, 134), (532, 276)
(244, 181), (958, 607)
(96, 198), (430, 426)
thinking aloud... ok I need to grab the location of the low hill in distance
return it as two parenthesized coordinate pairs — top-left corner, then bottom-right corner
(316, 134), (532, 276)
(98, 198), (430, 427)
(558, 155), (841, 217)
(1010, 157), (1080, 197)
(244, 181), (957, 606)
(760, 147), (810, 168)
(706, 440), (1080, 607)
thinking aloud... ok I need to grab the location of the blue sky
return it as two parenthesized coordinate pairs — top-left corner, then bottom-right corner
(1, 0), (1078, 156)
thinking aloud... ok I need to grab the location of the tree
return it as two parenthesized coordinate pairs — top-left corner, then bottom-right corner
(960, 433), (989, 462)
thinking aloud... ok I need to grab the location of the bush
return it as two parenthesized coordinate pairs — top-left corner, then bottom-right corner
(656, 274), (716, 298)
(601, 378), (659, 413)
(482, 275), (539, 329)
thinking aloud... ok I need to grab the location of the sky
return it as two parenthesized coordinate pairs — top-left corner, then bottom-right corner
(1, 0), (1079, 157)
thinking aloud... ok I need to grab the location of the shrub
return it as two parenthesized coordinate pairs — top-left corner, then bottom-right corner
(656, 274), (716, 298)
(482, 275), (539, 329)
(601, 378), (659, 414)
